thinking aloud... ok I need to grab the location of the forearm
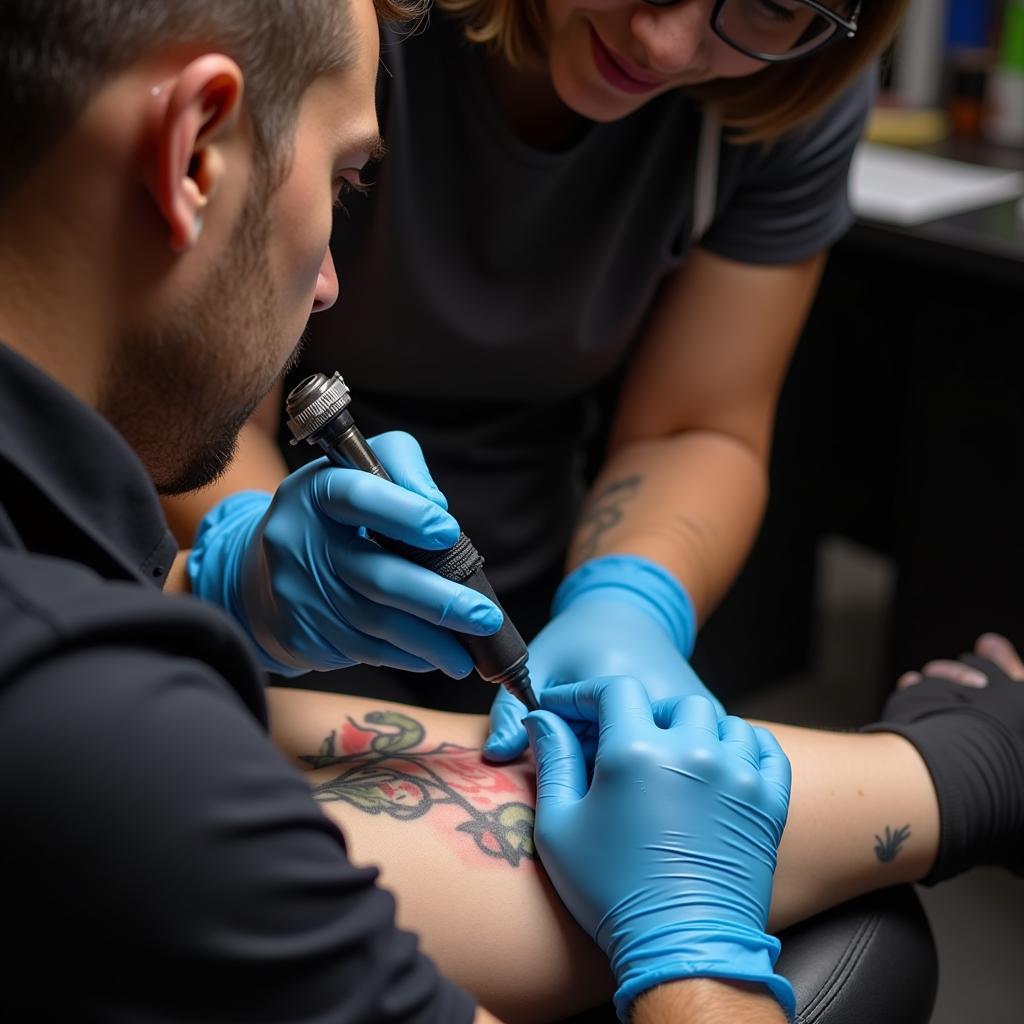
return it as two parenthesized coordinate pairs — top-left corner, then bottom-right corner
(267, 687), (611, 1024)
(635, 979), (787, 1024)
(568, 431), (767, 618)
(753, 722), (939, 932)
(267, 690), (939, 1021)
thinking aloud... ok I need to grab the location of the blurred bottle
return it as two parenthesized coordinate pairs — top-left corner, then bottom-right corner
(945, 0), (995, 139)
(984, 0), (1024, 146)
(893, 0), (950, 108)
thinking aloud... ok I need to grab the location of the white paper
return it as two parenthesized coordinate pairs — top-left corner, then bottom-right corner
(849, 142), (1024, 226)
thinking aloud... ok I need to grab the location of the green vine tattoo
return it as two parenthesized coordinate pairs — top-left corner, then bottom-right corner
(874, 824), (912, 863)
(573, 475), (643, 561)
(303, 710), (535, 867)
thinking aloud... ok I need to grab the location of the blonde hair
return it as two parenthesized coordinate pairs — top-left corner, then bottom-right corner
(437, 0), (908, 141)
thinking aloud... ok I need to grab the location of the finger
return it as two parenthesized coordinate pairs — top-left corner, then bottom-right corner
(525, 711), (588, 808)
(897, 671), (922, 690)
(650, 694), (720, 732)
(312, 624), (441, 674)
(663, 693), (721, 739)
(718, 715), (761, 770)
(484, 689), (530, 762)
(313, 465), (460, 549)
(367, 432), (449, 509)
(754, 726), (792, 796)
(538, 676), (655, 731)
(329, 534), (503, 636)
(283, 583), (463, 674)
(332, 598), (476, 679)
(921, 659), (988, 688)
(975, 633), (1024, 681)
(651, 696), (689, 729)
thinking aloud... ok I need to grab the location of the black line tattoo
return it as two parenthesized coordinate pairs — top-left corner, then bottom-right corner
(303, 710), (536, 868)
(572, 475), (643, 561)
(874, 824), (912, 863)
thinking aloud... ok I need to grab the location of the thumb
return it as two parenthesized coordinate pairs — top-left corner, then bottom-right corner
(754, 725), (792, 825)
(484, 689), (529, 762)
(525, 711), (588, 809)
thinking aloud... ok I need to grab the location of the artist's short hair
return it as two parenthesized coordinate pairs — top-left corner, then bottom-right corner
(0, 0), (425, 196)
(438, 0), (908, 141)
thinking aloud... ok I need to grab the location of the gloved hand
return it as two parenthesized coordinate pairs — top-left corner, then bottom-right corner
(187, 432), (503, 677)
(485, 555), (723, 760)
(525, 677), (794, 1022)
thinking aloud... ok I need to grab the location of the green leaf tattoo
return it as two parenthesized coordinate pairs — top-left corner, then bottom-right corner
(365, 710), (425, 755)
(874, 824), (912, 863)
(304, 710), (536, 868)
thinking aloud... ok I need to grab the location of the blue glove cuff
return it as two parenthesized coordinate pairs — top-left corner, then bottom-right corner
(187, 490), (272, 605)
(187, 491), (306, 677)
(552, 555), (697, 658)
(612, 929), (795, 1023)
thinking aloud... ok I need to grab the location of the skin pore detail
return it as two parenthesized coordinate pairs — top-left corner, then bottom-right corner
(874, 824), (912, 864)
(301, 709), (538, 868)
(570, 474), (644, 562)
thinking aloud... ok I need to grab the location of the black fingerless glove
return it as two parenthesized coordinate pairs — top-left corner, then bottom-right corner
(862, 654), (1024, 885)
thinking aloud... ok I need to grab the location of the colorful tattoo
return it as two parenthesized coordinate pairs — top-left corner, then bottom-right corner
(572, 475), (643, 561)
(303, 710), (536, 867)
(874, 824), (912, 863)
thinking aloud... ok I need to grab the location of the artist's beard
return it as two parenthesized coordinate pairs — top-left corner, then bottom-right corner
(101, 185), (301, 495)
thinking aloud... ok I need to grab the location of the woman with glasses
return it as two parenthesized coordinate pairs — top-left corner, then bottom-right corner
(168, 1), (909, 734)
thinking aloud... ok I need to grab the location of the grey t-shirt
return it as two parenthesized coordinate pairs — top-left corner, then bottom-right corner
(290, 12), (872, 610)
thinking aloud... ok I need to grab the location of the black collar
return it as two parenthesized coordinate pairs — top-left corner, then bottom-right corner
(0, 342), (178, 587)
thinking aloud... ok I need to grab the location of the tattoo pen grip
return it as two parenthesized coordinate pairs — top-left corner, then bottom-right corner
(377, 532), (537, 708)
(285, 372), (540, 711)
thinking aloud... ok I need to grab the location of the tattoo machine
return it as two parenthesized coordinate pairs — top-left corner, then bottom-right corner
(285, 371), (541, 712)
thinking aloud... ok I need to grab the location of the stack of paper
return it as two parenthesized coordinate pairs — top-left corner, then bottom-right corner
(850, 142), (1024, 226)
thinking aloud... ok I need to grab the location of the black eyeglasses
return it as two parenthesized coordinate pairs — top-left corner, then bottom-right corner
(642, 0), (861, 63)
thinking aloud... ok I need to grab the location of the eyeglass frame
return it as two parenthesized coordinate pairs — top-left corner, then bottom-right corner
(641, 0), (862, 64)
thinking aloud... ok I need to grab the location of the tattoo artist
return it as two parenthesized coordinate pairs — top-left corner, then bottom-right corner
(1, 1), (796, 1019)
(168, 1), (913, 743)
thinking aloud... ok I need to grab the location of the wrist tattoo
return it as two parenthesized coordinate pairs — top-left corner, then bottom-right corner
(302, 710), (536, 868)
(874, 824), (912, 863)
(572, 474), (643, 561)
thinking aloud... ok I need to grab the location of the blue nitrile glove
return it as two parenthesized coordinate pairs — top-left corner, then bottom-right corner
(525, 678), (795, 1023)
(485, 554), (723, 760)
(187, 431), (503, 677)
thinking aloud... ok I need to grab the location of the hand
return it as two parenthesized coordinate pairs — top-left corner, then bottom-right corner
(485, 555), (724, 761)
(865, 632), (1024, 882)
(187, 432), (502, 677)
(525, 677), (794, 1022)
(896, 631), (1024, 690)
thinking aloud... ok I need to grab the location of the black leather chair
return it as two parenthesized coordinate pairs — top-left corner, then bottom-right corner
(558, 885), (937, 1024)
(777, 886), (937, 1024)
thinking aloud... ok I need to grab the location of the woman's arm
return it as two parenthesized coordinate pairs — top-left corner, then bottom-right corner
(574, 247), (825, 616)
(267, 687), (938, 1023)
(484, 246), (831, 759)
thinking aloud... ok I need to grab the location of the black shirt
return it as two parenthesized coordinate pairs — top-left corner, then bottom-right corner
(0, 341), (474, 1022)
(279, 12), (872, 709)
(293, 15), (871, 589)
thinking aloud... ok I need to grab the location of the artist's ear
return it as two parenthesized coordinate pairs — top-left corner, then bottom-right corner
(144, 55), (245, 253)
